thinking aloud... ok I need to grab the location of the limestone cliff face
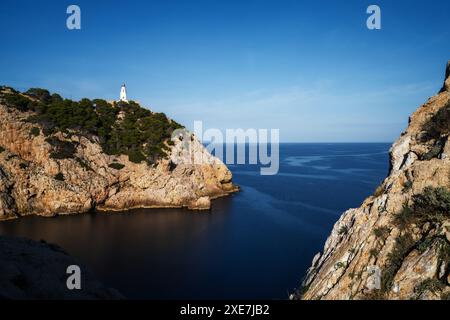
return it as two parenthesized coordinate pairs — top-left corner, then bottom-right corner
(0, 92), (237, 221)
(296, 62), (450, 300)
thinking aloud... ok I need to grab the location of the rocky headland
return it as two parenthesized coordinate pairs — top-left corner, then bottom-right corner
(295, 62), (450, 300)
(0, 87), (237, 221)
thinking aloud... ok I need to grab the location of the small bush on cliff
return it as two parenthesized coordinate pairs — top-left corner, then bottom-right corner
(46, 137), (76, 159)
(422, 101), (450, 141)
(369, 248), (380, 258)
(75, 157), (93, 172)
(3, 93), (35, 111)
(393, 187), (450, 229)
(54, 172), (65, 181)
(381, 233), (415, 294)
(414, 279), (445, 298)
(413, 187), (450, 223)
(0, 146), (4, 153)
(402, 180), (413, 192)
(373, 226), (390, 240)
(108, 162), (125, 170)
(380, 187), (450, 297)
(25, 88), (52, 104)
(393, 203), (414, 230)
(127, 149), (146, 163)
(338, 225), (349, 235)
(30, 127), (40, 137)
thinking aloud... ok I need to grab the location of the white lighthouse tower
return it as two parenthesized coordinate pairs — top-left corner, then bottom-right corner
(119, 84), (128, 102)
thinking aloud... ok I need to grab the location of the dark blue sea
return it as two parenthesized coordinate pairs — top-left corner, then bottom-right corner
(0, 143), (390, 299)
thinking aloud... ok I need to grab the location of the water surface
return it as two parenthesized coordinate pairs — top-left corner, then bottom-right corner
(0, 143), (390, 299)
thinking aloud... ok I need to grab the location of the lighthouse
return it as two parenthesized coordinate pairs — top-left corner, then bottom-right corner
(120, 84), (128, 102)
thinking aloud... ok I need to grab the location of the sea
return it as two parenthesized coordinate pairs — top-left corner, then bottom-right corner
(0, 143), (391, 299)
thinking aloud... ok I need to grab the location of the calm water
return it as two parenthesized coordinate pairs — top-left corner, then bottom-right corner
(0, 143), (390, 299)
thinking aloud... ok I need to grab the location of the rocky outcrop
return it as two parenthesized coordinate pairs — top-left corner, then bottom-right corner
(0, 90), (237, 221)
(295, 62), (450, 300)
(0, 236), (123, 299)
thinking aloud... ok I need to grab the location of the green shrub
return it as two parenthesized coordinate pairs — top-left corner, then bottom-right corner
(54, 172), (64, 181)
(46, 137), (76, 159)
(75, 157), (93, 172)
(338, 225), (349, 235)
(382, 187), (450, 298)
(373, 226), (390, 240)
(369, 248), (380, 258)
(381, 234), (415, 294)
(30, 127), (40, 137)
(417, 237), (434, 253)
(421, 102), (450, 141)
(25, 88), (51, 103)
(414, 279), (445, 297)
(393, 203), (415, 230)
(3, 93), (34, 111)
(19, 163), (28, 170)
(394, 187), (450, 229)
(128, 150), (146, 163)
(0, 146), (5, 153)
(402, 180), (413, 192)
(412, 186), (450, 224)
(108, 162), (125, 170)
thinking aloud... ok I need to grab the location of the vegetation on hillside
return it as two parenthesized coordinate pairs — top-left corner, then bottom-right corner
(422, 101), (450, 141)
(420, 101), (450, 160)
(0, 86), (183, 164)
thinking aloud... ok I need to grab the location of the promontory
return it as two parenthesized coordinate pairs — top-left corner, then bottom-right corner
(0, 87), (237, 221)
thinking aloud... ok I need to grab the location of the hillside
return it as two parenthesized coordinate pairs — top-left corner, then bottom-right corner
(294, 62), (450, 300)
(0, 87), (237, 220)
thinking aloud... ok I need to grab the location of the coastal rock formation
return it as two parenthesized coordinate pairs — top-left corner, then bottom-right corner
(0, 88), (237, 221)
(296, 62), (450, 300)
(0, 236), (122, 299)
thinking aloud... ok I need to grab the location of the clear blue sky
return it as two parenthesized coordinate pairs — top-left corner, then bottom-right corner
(1, 0), (449, 142)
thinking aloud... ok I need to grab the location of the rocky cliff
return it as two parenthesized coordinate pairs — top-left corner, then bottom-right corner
(296, 62), (450, 300)
(0, 87), (237, 221)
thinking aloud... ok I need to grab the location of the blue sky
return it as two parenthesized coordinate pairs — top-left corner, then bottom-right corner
(1, 0), (449, 142)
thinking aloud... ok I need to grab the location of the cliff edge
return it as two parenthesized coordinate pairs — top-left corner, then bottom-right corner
(296, 62), (450, 300)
